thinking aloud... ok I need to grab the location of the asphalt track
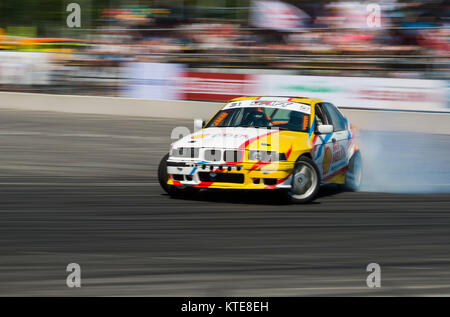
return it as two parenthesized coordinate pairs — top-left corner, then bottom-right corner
(0, 108), (449, 296)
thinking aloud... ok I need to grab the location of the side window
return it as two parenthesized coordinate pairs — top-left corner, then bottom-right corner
(323, 103), (347, 132)
(314, 103), (329, 127)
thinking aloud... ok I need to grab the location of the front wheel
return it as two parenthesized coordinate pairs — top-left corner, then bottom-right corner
(286, 156), (321, 204)
(158, 153), (199, 197)
(344, 151), (362, 191)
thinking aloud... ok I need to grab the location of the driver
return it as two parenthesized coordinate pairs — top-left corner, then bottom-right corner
(241, 107), (271, 126)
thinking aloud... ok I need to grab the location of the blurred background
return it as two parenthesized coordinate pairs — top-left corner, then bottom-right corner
(0, 0), (448, 110)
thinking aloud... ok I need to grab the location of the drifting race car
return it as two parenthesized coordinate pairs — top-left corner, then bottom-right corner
(158, 96), (362, 203)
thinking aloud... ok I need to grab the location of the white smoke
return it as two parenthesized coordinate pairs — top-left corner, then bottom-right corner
(359, 130), (450, 193)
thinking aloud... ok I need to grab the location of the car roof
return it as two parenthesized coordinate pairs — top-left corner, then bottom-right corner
(229, 96), (323, 104)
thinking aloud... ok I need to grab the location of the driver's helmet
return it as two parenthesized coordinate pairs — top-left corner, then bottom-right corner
(243, 107), (269, 125)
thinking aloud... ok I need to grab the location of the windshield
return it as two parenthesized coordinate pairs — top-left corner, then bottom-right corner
(205, 100), (311, 132)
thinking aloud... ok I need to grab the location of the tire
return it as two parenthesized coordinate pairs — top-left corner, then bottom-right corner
(158, 153), (199, 197)
(344, 151), (362, 191)
(285, 156), (321, 204)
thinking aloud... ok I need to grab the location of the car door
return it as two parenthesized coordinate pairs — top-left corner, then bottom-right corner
(312, 103), (348, 179)
(312, 103), (334, 178)
(321, 103), (349, 176)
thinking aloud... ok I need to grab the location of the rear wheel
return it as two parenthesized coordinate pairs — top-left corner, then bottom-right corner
(286, 156), (321, 204)
(158, 153), (199, 197)
(344, 151), (362, 191)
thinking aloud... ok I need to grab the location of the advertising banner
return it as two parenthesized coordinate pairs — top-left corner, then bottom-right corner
(179, 72), (257, 102)
(255, 74), (448, 112)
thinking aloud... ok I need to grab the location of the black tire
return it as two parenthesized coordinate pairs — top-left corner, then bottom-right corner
(344, 151), (362, 191)
(158, 153), (199, 197)
(285, 156), (321, 204)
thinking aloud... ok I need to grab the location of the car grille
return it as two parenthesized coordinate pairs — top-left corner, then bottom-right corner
(223, 150), (243, 163)
(204, 149), (222, 162)
(172, 148), (243, 163)
(172, 147), (199, 158)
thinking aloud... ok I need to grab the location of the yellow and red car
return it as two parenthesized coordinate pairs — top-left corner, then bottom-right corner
(158, 96), (362, 203)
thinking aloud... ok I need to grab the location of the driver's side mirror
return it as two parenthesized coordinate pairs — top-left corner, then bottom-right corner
(317, 124), (333, 134)
(194, 119), (205, 132)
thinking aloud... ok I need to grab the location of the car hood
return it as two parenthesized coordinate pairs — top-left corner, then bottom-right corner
(172, 127), (311, 153)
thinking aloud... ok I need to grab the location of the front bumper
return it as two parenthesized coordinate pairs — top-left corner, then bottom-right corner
(167, 160), (294, 189)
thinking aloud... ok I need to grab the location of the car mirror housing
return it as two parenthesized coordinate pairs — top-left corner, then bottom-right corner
(194, 119), (204, 132)
(317, 124), (333, 134)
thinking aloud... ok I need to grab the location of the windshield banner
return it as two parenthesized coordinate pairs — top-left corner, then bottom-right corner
(223, 98), (311, 114)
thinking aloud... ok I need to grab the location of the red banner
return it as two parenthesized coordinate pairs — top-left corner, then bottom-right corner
(179, 72), (256, 102)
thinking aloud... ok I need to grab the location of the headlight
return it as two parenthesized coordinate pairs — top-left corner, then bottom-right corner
(248, 151), (286, 161)
(171, 147), (199, 158)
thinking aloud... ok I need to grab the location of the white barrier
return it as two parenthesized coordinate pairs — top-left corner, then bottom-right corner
(0, 92), (449, 134)
(340, 108), (450, 135)
(0, 92), (219, 119)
